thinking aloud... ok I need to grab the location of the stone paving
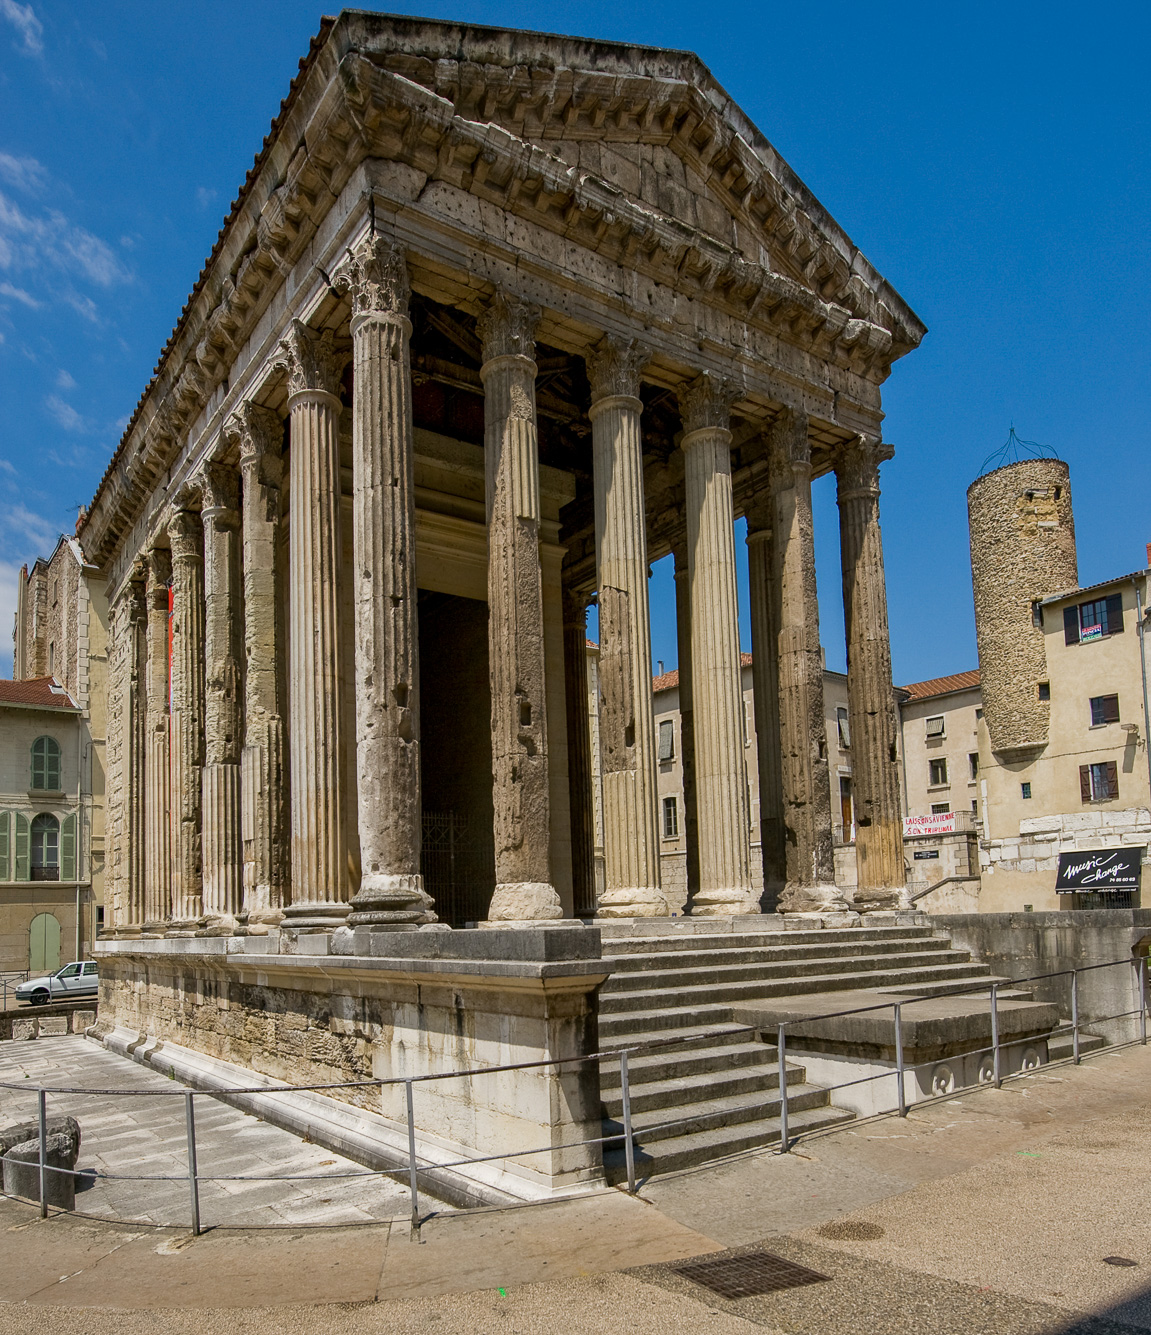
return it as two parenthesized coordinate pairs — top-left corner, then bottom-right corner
(0, 1035), (420, 1228)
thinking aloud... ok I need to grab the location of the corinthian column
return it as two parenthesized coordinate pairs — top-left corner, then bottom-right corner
(337, 237), (433, 930)
(142, 547), (172, 934)
(673, 547), (700, 908)
(167, 505), (205, 935)
(678, 373), (754, 914)
(477, 292), (562, 923)
(562, 587), (596, 918)
(225, 403), (287, 930)
(196, 463), (243, 934)
(125, 576), (148, 934)
(278, 320), (349, 929)
(587, 336), (666, 918)
(837, 436), (906, 909)
(761, 411), (845, 914)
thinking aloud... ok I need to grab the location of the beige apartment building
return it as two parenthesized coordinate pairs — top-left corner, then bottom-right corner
(898, 670), (982, 822)
(5, 535), (109, 969)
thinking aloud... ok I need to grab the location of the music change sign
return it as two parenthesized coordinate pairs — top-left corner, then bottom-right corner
(1055, 848), (1145, 893)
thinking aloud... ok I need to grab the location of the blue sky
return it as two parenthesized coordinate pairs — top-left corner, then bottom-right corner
(1, 1), (1148, 682)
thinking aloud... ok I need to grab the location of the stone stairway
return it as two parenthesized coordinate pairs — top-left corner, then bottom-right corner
(598, 922), (1015, 1182)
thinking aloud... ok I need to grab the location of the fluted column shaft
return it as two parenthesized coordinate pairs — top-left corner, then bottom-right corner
(588, 338), (666, 917)
(229, 404), (287, 929)
(142, 548), (172, 933)
(678, 375), (753, 913)
(125, 578), (148, 933)
(672, 548), (700, 910)
(197, 464), (243, 932)
(746, 515), (786, 911)
(837, 438), (906, 907)
(478, 293), (562, 922)
(764, 413), (843, 914)
(280, 320), (348, 927)
(339, 238), (432, 930)
(167, 508), (205, 933)
(562, 589), (597, 918)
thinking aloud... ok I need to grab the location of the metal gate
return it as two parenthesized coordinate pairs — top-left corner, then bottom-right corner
(421, 811), (495, 928)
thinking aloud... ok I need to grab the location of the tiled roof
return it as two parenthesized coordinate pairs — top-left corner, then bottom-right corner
(899, 669), (981, 702)
(0, 678), (78, 710)
(654, 653), (752, 693)
(1038, 569), (1150, 606)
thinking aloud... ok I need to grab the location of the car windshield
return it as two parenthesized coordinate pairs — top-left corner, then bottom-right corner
(56, 964), (81, 978)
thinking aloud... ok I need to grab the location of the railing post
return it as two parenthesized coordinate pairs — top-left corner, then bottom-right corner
(990, 982), (1002, 1089)
(1139, 957), (1148, 1046)
(893, 1003), (907, 1117)
(1071, 969), (1081, 1065)
(184, 1091), (200, 1237)
(619, 1050), (637, 1194)
(37, 1087), (47, 1219)
(777, 1024), (789, 1152)
(406, 1079), (422, 1241)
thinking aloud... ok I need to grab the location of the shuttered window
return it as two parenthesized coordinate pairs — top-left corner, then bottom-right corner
(14, 813), (30, 881)
(30, 736), (61, 790)
(1066, 593), (1125, 645)
(0, 812), (9, 881)
(61, 813), (77, 881)
(658, 719), (675, 762)
(1080, 761), (1119, 803)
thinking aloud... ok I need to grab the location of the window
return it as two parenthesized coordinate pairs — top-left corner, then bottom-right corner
(1021, 782), (1032, 799)
(56, 963), (81, 979)
(975, 707), (984, 720)
(743, 699), (752, 746)
(836, 707), (851, 749)
(662, 796), (679, 839)
(931, 803), (950, 815)
(31, 736), (61, 791)
(82, 962), (98, 976)
(929, 758), (948, 786)
(1064, 593), (1124, 645)
(1038, 682), (1050, 701)
(1080, 761), (1119, 803)
(48, 642), (55, 673)
(657, 719), (675, 762)
(1090, 694), (1120, 726)
(925, 716), (945, 738)
(30, 813), (60, 881)
(968, 753), (979, 781)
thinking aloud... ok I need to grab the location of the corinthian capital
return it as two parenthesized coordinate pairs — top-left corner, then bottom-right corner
(678, 371), (738, 438)
(276, 320), (342, 399)
(767, 408), (812, 490)
(835, 435), (895, 501)
(196, 462), (240, 525)
(167, 507), (203, 565)
(335, 236), (410, 324)
(587, 335), (648, 403)
(144, 546), (172, 597)
(477, 291), (539, 363)
(224, 402), (283, 485)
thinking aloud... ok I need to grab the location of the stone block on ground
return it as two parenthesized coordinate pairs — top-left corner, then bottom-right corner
(11, 1019), (36, 1040)
(1, 1118), (82, 1211)
(37, 1017), (68, 1037)
(70, 1009), (96, 1032)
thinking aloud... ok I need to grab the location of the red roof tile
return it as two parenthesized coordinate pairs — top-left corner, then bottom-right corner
(899, 669), (981, 701)
(654, 653), (752, 693)
(0, 678), (78, 710)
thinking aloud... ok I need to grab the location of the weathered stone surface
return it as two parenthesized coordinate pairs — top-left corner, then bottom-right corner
(143, 546), (172, 932)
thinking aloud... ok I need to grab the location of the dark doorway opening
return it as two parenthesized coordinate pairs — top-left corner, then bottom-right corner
(418, 590), (496, 926)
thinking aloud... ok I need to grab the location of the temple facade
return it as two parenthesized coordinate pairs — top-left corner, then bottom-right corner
(83, 15), (923, 939)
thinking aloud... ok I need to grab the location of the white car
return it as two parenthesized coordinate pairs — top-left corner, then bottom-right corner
(15, 961), (99, 1006)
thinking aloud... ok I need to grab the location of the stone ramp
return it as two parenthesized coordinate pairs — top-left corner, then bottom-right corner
(598, 921), (1022, 1178)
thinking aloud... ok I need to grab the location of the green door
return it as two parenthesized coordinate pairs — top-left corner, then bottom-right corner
(29, 912), (61, 974)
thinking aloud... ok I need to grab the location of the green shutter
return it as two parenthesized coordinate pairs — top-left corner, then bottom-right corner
(14, 814), (30, 881)
(47, 740), (61, 791)
(61, 813), (77, 881)
(31, 739), (45, 789)
(0, 812), (9, 881)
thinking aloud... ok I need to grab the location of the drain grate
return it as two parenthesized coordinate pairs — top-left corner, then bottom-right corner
(673, 1251), (832, 1300)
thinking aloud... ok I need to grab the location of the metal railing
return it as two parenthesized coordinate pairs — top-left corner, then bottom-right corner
(0, 973), (28, 1009)
(1, 955), (1147, 1236)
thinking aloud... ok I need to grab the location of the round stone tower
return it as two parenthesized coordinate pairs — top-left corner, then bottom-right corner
(967, 458), (1077, 753)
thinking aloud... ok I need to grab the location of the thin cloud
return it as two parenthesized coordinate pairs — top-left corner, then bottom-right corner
(195, 186), (218, 210)
(0, 458), (16, 475)
(54, 368), (75, 390)
(0, 280), (39, 307)
(45, 394), (86, 432)
(0, 189), (131, 288)
(0, 0), (43, 57)
(1, 501), (58, 553)
(0, 152), (47, 194)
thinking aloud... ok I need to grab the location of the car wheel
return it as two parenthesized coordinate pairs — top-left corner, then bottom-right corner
(30, 990), (51, 1006)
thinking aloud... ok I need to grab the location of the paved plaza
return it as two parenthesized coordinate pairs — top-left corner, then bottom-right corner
(0, 1035), (417, 1228)
(1, 1037), (1151, 1330)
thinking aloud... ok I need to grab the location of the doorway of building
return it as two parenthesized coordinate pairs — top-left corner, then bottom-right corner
(839, 777), (854, 843)
(29, 912), (61, 973)
(418, 591), (496, 926)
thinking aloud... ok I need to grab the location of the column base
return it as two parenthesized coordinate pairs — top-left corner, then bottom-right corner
(196, 914), (238, 937)
(777, 882), (852, 915)
(140, 921), (167, 939)
(165, 918), (201, 939)
(782, 910), (862, 929)
(484, 882), (563, 924)
(280, 901), (352, 932)
(853, 886), (912, 912)
(347, 872), (437, 930)
(690, 888), (759, 917)
(595, 886), (670, 918)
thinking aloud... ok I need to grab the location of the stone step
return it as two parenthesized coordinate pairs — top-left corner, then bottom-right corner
(879, 975), (1024, 1000)
(602, 1081), (832, 1145)
(600, 1061), (798, 1117)
(604, 925), (935, 955)
(604, 935), (954, 974)
(601, 1104), (856, 1183)
(599, 1038), (773, 1088)
(1047, 1031), (1108, 1061)
(599, 956), (986, 1014)
(601, 947), (974, 997)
